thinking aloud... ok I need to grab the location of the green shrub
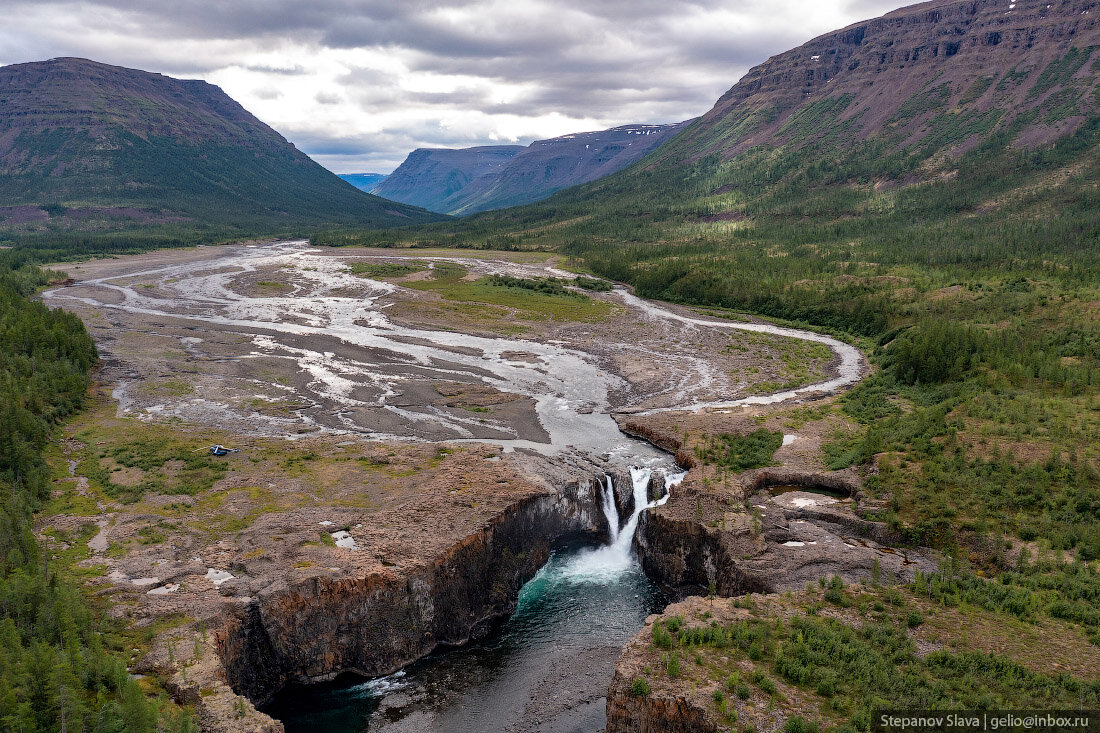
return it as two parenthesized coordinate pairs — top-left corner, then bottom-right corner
(667, 650), (682, 678)
(786, 717), (809, 733)
(695, 429), (783, 471)
(630, 677), (651, 696)
(574, 275), (613, 291)
(652, 620), (673, 649)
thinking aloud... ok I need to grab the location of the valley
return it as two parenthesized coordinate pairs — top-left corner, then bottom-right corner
(4, 0), (1100, 730)
(34, 241), (902, 731)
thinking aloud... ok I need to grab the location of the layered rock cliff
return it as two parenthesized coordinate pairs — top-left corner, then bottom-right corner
(216, 466), (626, 704)
(648, 0), (1100, 168)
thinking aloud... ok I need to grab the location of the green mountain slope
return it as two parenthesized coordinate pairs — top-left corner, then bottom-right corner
(0, 57), (441, 241)
(319, 0), (1100, 559)
(331, 0), (1100, 329)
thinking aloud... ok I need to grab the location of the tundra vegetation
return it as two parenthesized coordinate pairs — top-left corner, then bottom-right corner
(3, 41), (1100, 733)
(0, 250), (193, 730)
(635, 578), (1100, 732)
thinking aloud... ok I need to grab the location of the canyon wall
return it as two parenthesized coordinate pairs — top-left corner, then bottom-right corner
(216, 474), (609, 704)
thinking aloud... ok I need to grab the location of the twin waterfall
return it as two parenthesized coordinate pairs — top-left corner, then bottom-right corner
(563, 466), (682, 581)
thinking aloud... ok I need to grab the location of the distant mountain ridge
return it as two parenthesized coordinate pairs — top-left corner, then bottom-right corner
(374, 122), (689, 215)
(338, 173), (389, 192)
(0, 57), (441, 238)
(371, 145), (525, 212)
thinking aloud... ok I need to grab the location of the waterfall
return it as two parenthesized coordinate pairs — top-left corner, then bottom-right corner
(613, 467), (652, 552)
(599, 474), (619, 544)
(561, 466), (676, 581)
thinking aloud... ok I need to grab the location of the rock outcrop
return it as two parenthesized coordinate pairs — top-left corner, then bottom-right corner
(635, 478), (766, 597)
(606, 690), (716, 733)
(635, 472), (931, 597)
(216, 464), (610, 704)
(617, 418), (697, 469)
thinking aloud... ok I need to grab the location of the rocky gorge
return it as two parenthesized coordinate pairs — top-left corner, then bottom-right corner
(216, 461), (640, 708)
(36, 240), (933, 732)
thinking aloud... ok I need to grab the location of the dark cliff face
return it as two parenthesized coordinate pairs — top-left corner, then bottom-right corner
(373, 122), (688, 215)
(0, 57), (440, 231)
(217, 478), (608, 704)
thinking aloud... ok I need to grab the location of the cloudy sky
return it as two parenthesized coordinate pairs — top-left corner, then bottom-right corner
(1, 0), (900, 173)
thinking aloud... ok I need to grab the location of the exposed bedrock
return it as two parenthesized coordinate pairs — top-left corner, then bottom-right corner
(739, 466), (861, 496)
(606, 691), (716, 733)
(634, 467), (933, 598)
(635, 480), (768, 597)
(617, 419), (697, 469)
(217, 463), (613, 706)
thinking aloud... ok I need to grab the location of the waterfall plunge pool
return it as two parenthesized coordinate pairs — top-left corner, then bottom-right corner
(264, 468), (681, 733)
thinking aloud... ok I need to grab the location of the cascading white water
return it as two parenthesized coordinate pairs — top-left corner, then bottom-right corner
(599, 474), (619, 545)
(555, 466), (675, 581)
(614, 467), (652, 551)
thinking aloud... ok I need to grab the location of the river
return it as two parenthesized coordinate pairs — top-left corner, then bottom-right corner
(41, 240), (863, 730)
(265, 469), (679, 732)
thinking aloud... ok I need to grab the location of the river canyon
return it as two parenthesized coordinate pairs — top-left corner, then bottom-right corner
(37, 240), (926, 732)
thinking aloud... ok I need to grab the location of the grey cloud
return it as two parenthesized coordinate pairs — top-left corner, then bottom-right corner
(3, 0), (907, 172)
(245, 63), (308, 75)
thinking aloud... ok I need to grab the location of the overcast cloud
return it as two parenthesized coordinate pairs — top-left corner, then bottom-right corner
(1, 0), (901, 172)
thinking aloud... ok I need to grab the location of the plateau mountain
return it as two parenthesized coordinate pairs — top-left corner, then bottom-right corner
(373, 122), (689, 215)
(0, 57), (441, 241)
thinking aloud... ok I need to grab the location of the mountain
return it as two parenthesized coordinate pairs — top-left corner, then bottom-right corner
(400, 0), (1100, 280)
(338, 173), (388, 192)
(373, 122), (688, 215)
(0, 58), (441, 239)
(371, 145), (526, 213)
(444, 123), (692, 215)
(638, 0), (1100, 178)
(333, 0), (1100, 334)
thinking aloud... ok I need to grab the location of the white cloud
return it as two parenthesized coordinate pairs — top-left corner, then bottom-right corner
(0, 0), (904, 173)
